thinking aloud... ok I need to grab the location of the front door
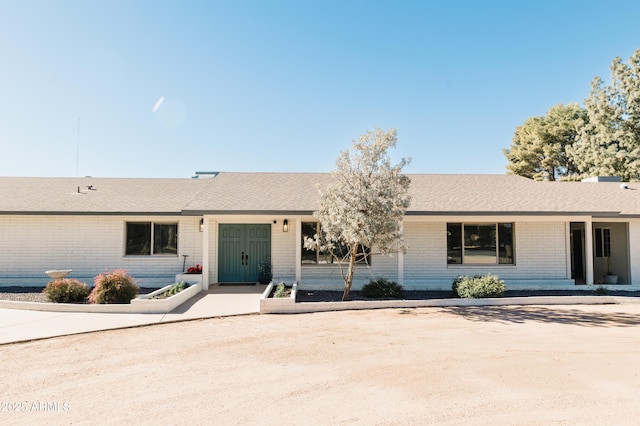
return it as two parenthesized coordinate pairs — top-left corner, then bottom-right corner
(218, 224), (271, 283)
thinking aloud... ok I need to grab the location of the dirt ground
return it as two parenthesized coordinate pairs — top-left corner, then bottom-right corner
(2, 304), (640, 425)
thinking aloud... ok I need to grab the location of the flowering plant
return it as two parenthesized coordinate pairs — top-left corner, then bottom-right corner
(43, 278), (90, 303)
(186, 264), (202, 274)
(89, 269), (139, 304)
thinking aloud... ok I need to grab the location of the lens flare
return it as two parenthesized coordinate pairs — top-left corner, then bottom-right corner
(152, 96), (165, 113)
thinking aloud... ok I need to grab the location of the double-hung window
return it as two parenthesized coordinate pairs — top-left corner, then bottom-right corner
(447, 223), (514, 265)
(125, 222), (178, 256)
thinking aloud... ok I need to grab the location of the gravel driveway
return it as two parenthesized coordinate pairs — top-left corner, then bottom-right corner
(2, 304), (640, 424)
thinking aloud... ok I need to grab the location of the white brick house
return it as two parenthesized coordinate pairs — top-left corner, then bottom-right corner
(1, 173), (639, 290)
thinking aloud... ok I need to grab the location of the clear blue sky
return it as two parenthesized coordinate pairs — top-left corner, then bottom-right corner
(1, 0), (639, 178)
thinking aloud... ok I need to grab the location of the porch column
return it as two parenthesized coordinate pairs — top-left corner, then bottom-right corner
(565, 222), (572, 279)
(295, 218), (302, 283)
(585, 218), (594, 285)
(398, 221), (404, 285)
(202, 216), (210, 290)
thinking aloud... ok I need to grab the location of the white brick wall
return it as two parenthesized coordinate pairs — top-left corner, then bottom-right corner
(271, 219), (296, 282)
(628, 220), (640, 286)
(7, 213), (634, 289)
(402, 220), (570, 288)
(0, 215), (202, 287)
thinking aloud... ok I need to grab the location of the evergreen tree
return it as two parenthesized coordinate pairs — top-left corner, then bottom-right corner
(569, 49), (640, 181)
(504, 103), (586, 181)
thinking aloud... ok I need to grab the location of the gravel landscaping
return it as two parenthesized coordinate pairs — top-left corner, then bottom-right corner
(0, 287), (156, 303)
(3, 304), (640, 424)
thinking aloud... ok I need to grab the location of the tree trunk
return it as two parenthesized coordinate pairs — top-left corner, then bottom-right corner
(342, 244), (357, 301)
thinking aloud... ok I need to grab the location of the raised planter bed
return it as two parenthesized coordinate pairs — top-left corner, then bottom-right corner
(175, 273), (203, 286)
(0, 282), (202, 314)
(259, 282), (297, 314)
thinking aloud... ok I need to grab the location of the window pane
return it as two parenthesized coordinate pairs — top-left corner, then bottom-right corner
(126, 223), (151, 255)
(464, 224), (496, 264)
(595, 228), (603, 258)
(447, 223), (462, 264)
(301, 222), (318, 264)
(603, 228), (611, 257)
(300, 222), (371, 265)
(153, 224), (178, 255)
(498, 223), (514, 264)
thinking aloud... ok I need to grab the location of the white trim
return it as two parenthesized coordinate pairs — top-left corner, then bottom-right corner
(295, 218), (302, 283)
(202, 216), (210, 290)
(565, 221), (572, 279)
(585, 218), (594, 285)
(402, 215), (595, 223)
(398, 221), (404, 285)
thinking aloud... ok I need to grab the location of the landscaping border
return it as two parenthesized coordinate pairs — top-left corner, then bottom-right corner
(261, 294), (640, 314)
(0, 283), (202, 314)
(260, 282), (298, 313)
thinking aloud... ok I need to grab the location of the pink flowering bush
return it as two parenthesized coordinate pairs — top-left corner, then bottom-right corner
(43, 278), (91, 303)
(89, 270), (139, 304)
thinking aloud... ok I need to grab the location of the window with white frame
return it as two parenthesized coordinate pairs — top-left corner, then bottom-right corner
(301, 222), (371, 265)
(125, 222), (178, 256)
(447, 223), (514, 265)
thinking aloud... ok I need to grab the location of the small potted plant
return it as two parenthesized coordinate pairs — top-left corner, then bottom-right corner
(186, 264), (202, 274)
(175, 264), (203, 286)
(258, 259), (272, 284)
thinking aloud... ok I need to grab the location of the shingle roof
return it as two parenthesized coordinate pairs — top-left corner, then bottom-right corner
(182, 172), (331, 213)
(405, 174), (640, 216)
(0, 177), (214, 214)
(1, 173), (639, 217)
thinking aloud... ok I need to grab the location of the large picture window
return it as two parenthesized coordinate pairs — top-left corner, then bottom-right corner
(125, 222), (178, 256)
(301, 222), (370, 265)
(447, 223), (514, 265)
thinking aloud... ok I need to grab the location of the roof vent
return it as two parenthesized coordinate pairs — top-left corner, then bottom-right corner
(581, 176), (621, 182)
(192, 171), (219, 179)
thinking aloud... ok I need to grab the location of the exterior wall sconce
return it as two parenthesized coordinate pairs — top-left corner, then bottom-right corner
(199, 218), (204, 232)
(283, 219), (289, 232)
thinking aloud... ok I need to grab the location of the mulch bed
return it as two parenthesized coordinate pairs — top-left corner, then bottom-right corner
(3, 286), (639, 304)
(296, 289), (640, 302)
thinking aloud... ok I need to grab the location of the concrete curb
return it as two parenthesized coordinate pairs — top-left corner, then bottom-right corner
(0, 284), (202, 314)
(264, 295), (632, 314)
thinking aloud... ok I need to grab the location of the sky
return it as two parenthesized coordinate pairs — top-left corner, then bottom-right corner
(1, 0), (640, 178)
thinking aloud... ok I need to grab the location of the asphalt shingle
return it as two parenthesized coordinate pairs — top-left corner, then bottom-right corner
(1, 173), (639, 217)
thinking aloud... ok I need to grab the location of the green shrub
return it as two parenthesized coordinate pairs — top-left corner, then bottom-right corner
(167, 281), (190, 296)
(454, 274), (506, 298)
(595, 285), (609, 295)
(273, 282), (287, 298)
(89, 270), (139, 304)
(362, 277), (404, 299)
(152, 282), (191, 299)
(42, 278), (90, 303)
(451, 275), (481, 297)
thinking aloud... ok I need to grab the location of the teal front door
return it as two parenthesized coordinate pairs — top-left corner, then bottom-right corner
(218, 224), (271, 283)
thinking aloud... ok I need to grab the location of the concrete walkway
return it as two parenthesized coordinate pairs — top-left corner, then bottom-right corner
(0, 285), (265, 345)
